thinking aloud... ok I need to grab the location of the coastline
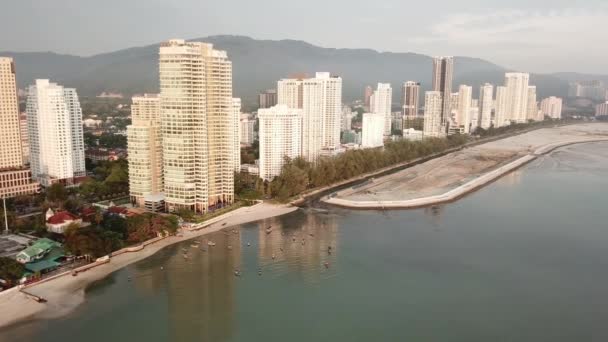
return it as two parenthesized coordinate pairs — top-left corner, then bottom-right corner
(0, 202), (298, 330)
(322, 134), (608, 209)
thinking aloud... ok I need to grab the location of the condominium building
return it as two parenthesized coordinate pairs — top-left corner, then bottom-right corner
(504, 73), (530, 123)
(232, 98), (241, 172)
(128, 94), (163, 207)
(277, 72), (342, 161)
(494, 86), (508, 127)
(526, 86), (538, 121)
(370, 83), (392, 136)
(402, 81), (420, 118)
(479, 83), (493, 129)
(26, 79), (85, 187)
(540, 97), (563, 119)
(240, 114), (255, 146)
(258, 89), (277, 109)
(423, 91), (444, 138)
(0, 57), (39, 198)
(258, 105), (302, 181)
(596, 102), (608, 117)
(457, 85), (473, 133)
(341, 105), (353, 132)
(19, 114), (29, 164)
(361, 113), (385, 148)
(432, 56), (454, 128)
(364, 85), (373, 109)
(159, 39), (235, 213)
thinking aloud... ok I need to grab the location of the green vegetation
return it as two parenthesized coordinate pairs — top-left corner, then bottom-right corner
(266, 135), (468, 202)
(84, 132), (127, 149)
(0, 257), (25, 285)
(79, 159), (129, 202)
(63, 213), (178, 258)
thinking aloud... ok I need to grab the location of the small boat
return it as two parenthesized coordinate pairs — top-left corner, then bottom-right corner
(234, 270), (241, 277)
(191, 244), (199, 248)
(182, 248), (188, 252)
(324, 262), (330, 269)
(208, 241), (216, 246)
(227, 245), (233, 250)
(272, 254), (276, 260)
(265, 228), (273, 234)
(222, 222), (227, 226)
(183, 254), (189, 259)
(232, 229), (237, 234)
(247, 242), (251, 247)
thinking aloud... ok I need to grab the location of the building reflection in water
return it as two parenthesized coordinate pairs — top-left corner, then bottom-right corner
(424, 205), (445, 226)
(257, 211), (338, 283)
(496, 169), (523, 186)
(129, 210), (338, 341)
(135, 230), (242, 342)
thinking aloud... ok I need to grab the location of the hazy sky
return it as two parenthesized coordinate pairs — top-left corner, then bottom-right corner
(2, 0), (607, 73)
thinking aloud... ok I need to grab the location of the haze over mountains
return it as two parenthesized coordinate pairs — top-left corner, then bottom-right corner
(2, 35), (604, 107)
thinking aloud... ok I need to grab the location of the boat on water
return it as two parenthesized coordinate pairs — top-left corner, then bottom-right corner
(265, 227), (273, 234)
(208, 241), (216, 246)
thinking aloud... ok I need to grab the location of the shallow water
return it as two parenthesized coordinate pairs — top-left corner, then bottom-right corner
(3, 142), (608, 342)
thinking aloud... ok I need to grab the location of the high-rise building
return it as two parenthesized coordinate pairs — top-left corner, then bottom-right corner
(569, 81), (606, 101)
(341, 105), (353, 132)
(457, 85), (473, 133)
(402, 81), (420, 118)
(239, 114), (255, 146)
(232, 98), (242, 172)
(364, 86), (373, 109)
(277, 72), (342, 161)
(277, 79), (303, 109)
(19, 114), (29, 164)
(27, 79), (85, 187)
(0, 57), (39, 198)
(361, 113), (385, 148)
(128, 94), (163, 207)
(432, 56), (454, 129)
(258, 105), (302, 181)
(540, 97), (563, 119)
(370, 83), (392, 136)
(504, 73), (530, 123)
(479, 83), (493, 129)
(423, 91), (444, 138)
(258, 89), (277, 109)
(159, 39), (235, 213)
(494, 86), (508, 127)
(596, 102), (608, 117)
(526, 86), (538, 121)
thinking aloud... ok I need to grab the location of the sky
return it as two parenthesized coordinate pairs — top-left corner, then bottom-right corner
(1, 0), (607, 74)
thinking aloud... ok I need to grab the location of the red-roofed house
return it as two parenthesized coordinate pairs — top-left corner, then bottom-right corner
(45, 209), (83, 234)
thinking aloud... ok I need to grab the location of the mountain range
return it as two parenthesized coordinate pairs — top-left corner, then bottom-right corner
(2, 35), (605, 108)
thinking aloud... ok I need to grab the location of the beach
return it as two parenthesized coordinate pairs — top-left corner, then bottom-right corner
(323, 123), (608, 208)
(0, 202), (297, 330)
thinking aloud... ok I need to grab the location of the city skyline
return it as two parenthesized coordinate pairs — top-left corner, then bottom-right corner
(2, 1), (607, 73)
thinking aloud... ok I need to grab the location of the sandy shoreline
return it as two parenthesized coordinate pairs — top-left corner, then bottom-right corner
(323, 123), (608, 209)
(0, 202), (297, 330)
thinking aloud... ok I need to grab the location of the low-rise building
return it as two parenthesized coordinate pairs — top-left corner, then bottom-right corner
(16, 238), (62, 264)
(45, 209), (83, 234)
(361, 113), (385, 148)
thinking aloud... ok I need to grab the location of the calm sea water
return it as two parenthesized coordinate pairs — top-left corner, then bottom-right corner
(3, 142), (608, 342)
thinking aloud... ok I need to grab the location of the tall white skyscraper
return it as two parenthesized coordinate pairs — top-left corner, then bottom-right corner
(0, 57), (39, 198)
(457, 85), (473, 133)
(504, 73), (530, 123)
(370, 83), (392, 136)
(540, 97), (563, 119)
(258, 105), (302, 181)
(26, 79), (85, 187)
(277, 72), (342, 161)
(479, 83), (493, 130)
(495, 86), (508, 127)
(423, 91), (444, 138)
(239, 114), (255, 147)
(128, 94), (163, 207)
(361, 113), (385, 148)
(232, 98), (242, 172)
(159, 39), (235, 213)
(526, 86), (538, 121)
